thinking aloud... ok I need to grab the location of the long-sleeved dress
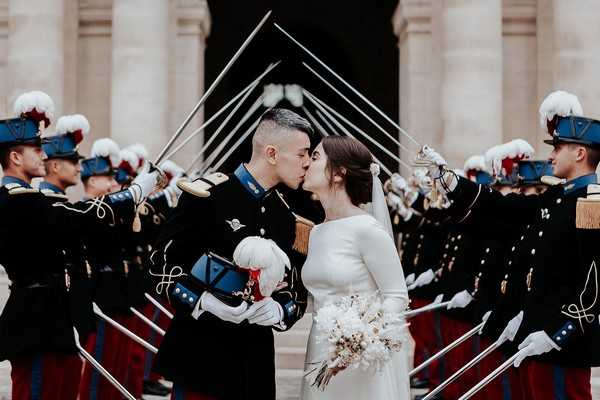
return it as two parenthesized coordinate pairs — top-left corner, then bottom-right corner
(300, 214), (410, 400)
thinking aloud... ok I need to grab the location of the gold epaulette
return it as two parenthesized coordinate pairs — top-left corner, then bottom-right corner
(5, 183), (39, 195)
(177, 172), (229, 198)
(275, 190), (315, 255)
(40, 189), (68, 200)
(576, 184), (600, 229)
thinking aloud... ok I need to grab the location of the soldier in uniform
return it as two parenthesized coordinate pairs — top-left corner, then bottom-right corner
(0, 91), (160, 400)
(39, 114), (93, 400)
(149, 108), (313, 399)
(419, 92), (600, 399)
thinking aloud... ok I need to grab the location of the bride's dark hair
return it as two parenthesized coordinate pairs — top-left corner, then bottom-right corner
(321, 136), (374, 206)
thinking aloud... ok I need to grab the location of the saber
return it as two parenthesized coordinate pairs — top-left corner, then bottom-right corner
(303, 91), (393, 176)
(145, 292), (174, 319)
(164, 61), (280, 161)
(92, 303), (158, 354)
(422, 338), (505, 399)
(403, 301), (451, 319)
(211, 117), (262, 172)
(409, 321), (485, 377)
(130, 307), (166, 336)
(73, 327), (136, 400)
(315, 110), (338, 135)
(302, 106), (329, 136)
(458, 351), (521, 400)
(155, 11), (272, 164)
(303, 62), (410, 152)
(274, 23), (420, 147)
(196, 96), (263, 174)
(303, 89), (413, 171)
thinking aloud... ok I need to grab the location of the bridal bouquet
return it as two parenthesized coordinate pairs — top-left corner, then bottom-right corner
(306, 292), (408, 390)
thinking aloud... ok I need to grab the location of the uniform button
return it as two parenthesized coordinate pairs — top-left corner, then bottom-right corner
(420, 235), (424, 239)
(556, 336), (561, 341)
(556, 198), (562, 204)
(406, 234), (411, 238)
(562, 330), (567, 335)
(511, 246), (515, 252)
(254, 189), (260, 194)
(527, 224), (531, 229)
(175, 288), (181, 294)
(508, 261), (512, 265)
(445, 244), (450, 249)
(454, 246), (458, 250)
(260, 228), (266, 235)
(538, 231), (543, 237)
(531, 249), (536, 255)
(451, 237), (456, 242)
(261, 207), (266, 213)
(520, 236), (524, 240)
(480, 260), (485, 264)
(485, 248), (490, 253)
(568, 325), (574, 330)
(182, 293), (188, 299)
(457, 235), (462, 240)
(443, 253), (447, 258)
(417, 244), (422, 249)
(189, 297), (194, 303)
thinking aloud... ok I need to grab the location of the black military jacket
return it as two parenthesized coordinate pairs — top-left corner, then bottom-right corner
(149, 168), (309, 399)
(0, 178), (137, 360)
(446, 175), (600, 367)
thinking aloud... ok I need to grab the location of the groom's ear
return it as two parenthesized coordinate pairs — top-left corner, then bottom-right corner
(265, 144), (278, 165)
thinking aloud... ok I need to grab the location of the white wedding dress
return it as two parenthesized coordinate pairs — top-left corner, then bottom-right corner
(300, 214), (410, 400)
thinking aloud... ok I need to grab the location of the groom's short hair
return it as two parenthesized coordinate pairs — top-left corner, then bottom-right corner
(252, 108), (313, 155)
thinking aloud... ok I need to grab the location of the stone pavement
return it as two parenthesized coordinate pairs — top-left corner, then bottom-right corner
(0, 272), (599, 399)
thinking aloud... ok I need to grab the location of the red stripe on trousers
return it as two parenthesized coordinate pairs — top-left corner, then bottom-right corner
(11, 353), (81, 400)
(519, 359), (591, 400)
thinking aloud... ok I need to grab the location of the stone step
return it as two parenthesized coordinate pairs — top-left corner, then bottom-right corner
(274, 329), (310, 348)
(275, 346), (306, 370)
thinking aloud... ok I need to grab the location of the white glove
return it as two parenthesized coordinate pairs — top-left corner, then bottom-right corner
(497, 311), (524, 343)
(163, 177), (183, 207)
(390, 173), (408, 195)
(129, 167), (159, 203)
(405, 273), (416, 286)
(241, 297), (284, 327)
(194, 292), (248, 324)
(416, 145), (447, 178)
(447, 290), (473, 309)
(413, 269), (435, 288)
(386, 192), (402, 211)
(514, 330), (561, 367)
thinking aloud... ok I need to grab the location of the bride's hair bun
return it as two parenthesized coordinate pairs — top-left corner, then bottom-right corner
(322, 136), (374, 206)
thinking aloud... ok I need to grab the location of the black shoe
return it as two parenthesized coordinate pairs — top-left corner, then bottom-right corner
(142, 380), (171, 396)
(411, 377), (430, 389)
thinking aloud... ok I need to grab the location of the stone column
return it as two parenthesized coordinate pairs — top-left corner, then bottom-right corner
(553, 0), (600, 120)
(111, 0), (170, 157)
(440, 0), (503, 168)
(7, 0), (64, 117)
(168, 0), (211, 169)
(393, 0), (440, 176)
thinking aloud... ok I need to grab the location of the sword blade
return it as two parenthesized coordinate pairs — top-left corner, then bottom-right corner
(315, 109), (338, 135)
(403, 301), (452, 319)
(303, 89), (412, 171)
(155, 10), (272, 164)
(145, 292), (174, 319)
(164, 61), (280, 161)
(458, 351), (520, 400)
(409, 321), (485, 377)
(274, 23), (419, 146)
(92, 303), (158, 354)
(72, 328), (137, 400)
(303, 93), (393, 177)
(422, 338), (505, 399)
(302, 106), (329, 136)
(130, 307), (166, 336)
(303, 62), (409, 151)
(211, 116), (262, 172)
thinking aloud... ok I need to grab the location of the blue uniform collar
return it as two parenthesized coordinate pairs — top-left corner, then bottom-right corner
(564, 173), (597, 194)
(234, 163), (267, 199)
(1, 175), (31, 189)
(39, 181), (65, 194)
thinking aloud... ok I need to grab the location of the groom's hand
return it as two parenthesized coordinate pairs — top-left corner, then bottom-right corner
(194, 292), (248, 324)
(242, 297), (284, 327)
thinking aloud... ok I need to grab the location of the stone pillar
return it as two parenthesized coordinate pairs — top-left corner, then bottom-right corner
(111, 0), (170, 157)
(169, 0), (211, 169)
(440, 0), (502, 168)
(7, 0), (64, 117)
(553, 0), (600, 120)
(393, 0), (440, 176)
(535, 0), (554, 156)
(502, 1), (537, 148)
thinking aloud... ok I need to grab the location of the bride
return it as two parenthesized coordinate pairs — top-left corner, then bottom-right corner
(300, 136), (410, 399)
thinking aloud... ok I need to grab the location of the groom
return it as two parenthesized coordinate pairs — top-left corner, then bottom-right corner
(150, 108), (314, 399)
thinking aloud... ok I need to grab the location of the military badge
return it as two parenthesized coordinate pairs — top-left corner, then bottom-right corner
(226, 218), (246, 232)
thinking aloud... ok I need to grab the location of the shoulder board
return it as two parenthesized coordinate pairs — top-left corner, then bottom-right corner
(40, 189), (68, 200)
(6, 183), (39, 195)
(576, 184), (600, 229)
(274, 190), (315, 255)
(177, 172), (229, 198)
(541, 175), (566, 186)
